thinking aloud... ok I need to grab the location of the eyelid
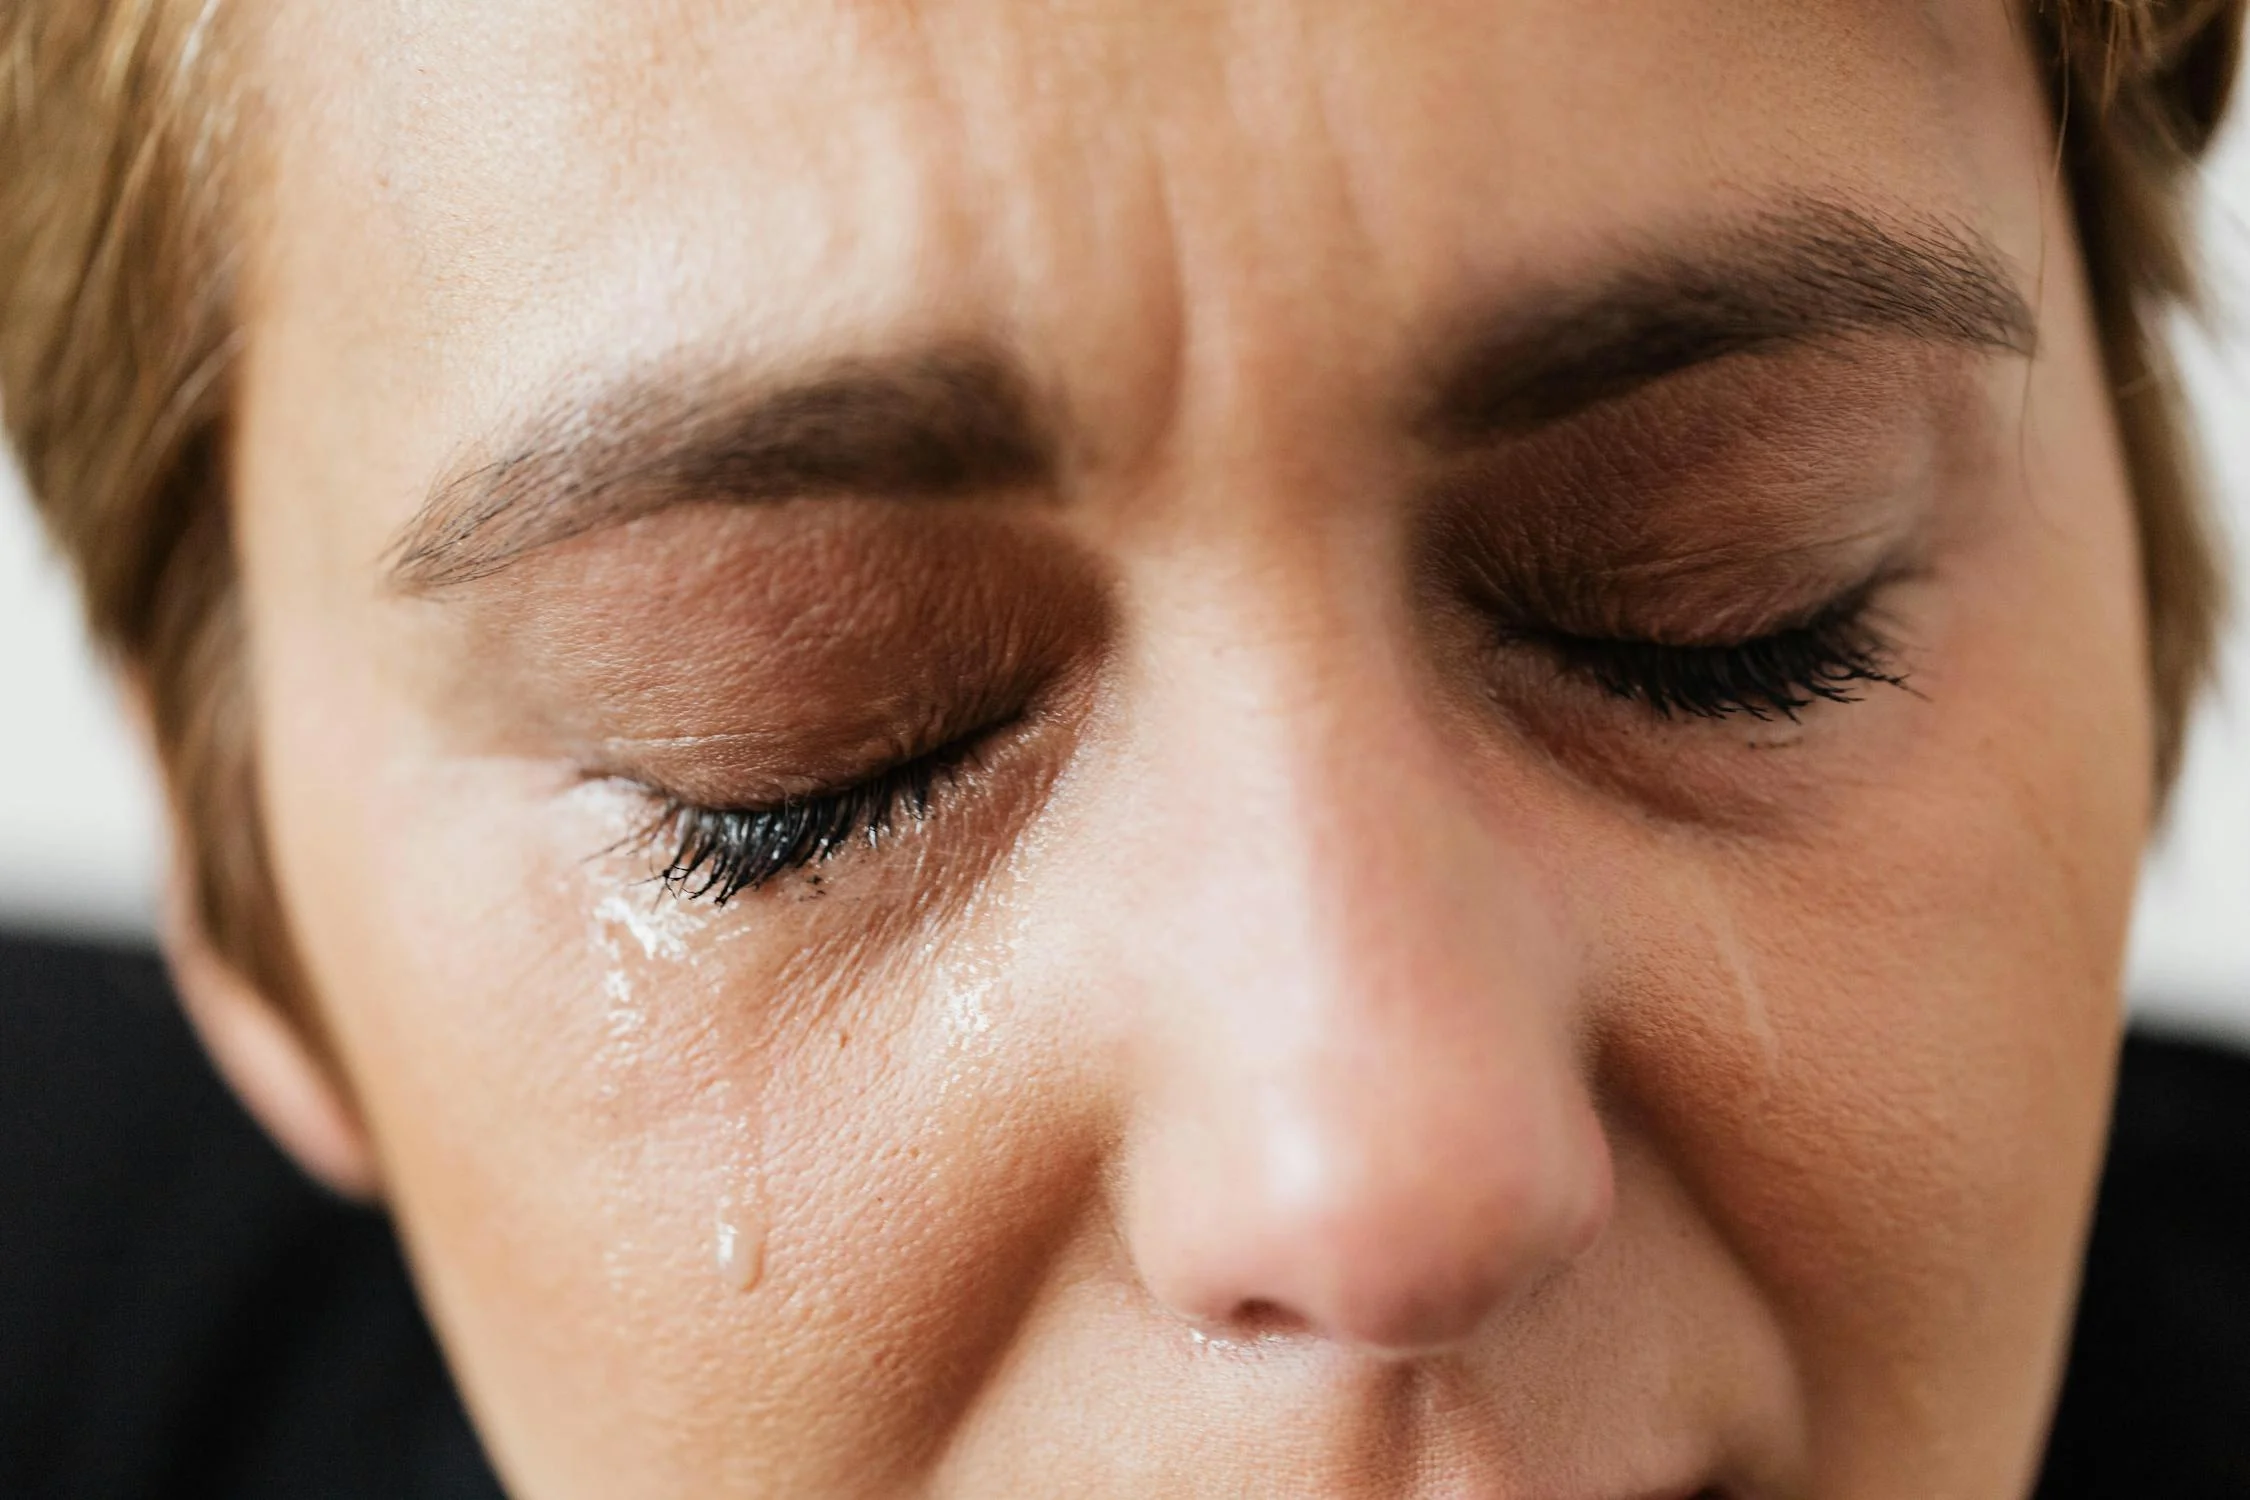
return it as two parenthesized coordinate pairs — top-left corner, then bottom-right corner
(620, 703), (1044, 903)
(1525, 562), (1911, 651)
(1414, 341), (1952, 632)
(586, 627), (1103, 907)
(638, 751), (961, 904)
(590, 717), (955, 810)
(1488, 565), (1919, 724)
(1547, 606), (1904, 721)
(580, 652), (1047, 813)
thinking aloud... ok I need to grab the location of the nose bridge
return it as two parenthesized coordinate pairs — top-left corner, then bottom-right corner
(1113, 585), (1614, 1356)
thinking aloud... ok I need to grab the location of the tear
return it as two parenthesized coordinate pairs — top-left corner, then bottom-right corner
(715, 1193), (767, 1294)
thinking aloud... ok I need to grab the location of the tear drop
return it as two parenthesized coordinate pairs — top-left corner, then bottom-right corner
(715, 1204), (766, 1293)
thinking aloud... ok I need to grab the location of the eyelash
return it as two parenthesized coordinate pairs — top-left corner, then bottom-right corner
(1528, 591), (1908, 721)
(643, 746), (967, 905)
(638, 593), (1903, 902)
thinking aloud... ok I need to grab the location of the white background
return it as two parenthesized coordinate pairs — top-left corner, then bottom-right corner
(4, 122), (2249, 1043)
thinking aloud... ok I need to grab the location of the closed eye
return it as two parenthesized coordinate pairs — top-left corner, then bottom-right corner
(1517, 584), (1908, 721)
(634, 731), (993, 904)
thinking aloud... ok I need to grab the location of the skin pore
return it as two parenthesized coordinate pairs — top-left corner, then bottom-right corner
(193, 0), (2151, 1495)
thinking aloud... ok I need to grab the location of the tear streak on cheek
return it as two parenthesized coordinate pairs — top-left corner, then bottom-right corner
(1681, 869), (1782, 1082)
(584, 863), (775, 1297)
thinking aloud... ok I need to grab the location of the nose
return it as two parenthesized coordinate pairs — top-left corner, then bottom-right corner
(1110, 631), (1614, 1357)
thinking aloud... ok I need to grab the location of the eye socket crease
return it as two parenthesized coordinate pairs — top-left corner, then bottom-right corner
(384, 195), (2034, 594)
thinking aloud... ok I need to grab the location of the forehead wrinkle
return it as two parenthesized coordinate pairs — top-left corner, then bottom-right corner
(868, 0), (1193, 478)
(244, 0), (2059, 605)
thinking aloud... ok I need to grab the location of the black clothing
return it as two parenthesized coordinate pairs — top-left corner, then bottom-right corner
(2040, 1027), (2250, 1498)
(0, 936), (501, 1500)
(1, 932), (2245, 1498)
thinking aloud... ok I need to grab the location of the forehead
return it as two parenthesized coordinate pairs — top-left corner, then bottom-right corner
(239, 0), (2043, 540)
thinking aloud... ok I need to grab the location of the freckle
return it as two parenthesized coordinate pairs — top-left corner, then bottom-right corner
(837, 1029), (851, 1048)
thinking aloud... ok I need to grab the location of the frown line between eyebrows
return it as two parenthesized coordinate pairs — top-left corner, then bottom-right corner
(384, 196), (2037, 594)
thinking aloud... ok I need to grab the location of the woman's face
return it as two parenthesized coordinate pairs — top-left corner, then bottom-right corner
(221, 1), (2150, 1495)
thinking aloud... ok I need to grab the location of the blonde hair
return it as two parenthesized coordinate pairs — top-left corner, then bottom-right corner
(1, 0), (2242, 1005)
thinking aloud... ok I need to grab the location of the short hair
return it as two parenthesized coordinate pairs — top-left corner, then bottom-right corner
(1, 1), (2241, 1007)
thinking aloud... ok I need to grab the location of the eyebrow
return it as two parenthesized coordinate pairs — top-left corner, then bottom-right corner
(1413, 198), (2035, 442)
(389, 347), (1051, 589)
(388, 197), (2034, 591)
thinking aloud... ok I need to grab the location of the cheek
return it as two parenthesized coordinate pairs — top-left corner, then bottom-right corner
(258, 737), (763, 1484)
(1590, 448), (2149, 1468)
(256, 694), (1101, 1493)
